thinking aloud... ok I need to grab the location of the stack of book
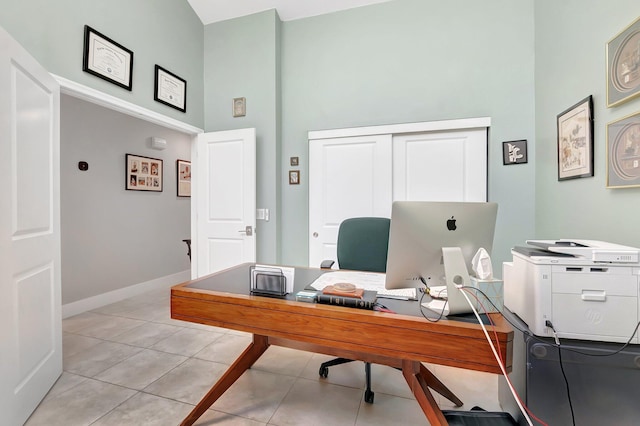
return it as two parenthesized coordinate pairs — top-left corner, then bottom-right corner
(316, 283), (377, 310)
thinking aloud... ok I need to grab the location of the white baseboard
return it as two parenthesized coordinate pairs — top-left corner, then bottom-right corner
(62, 270), (191, 319)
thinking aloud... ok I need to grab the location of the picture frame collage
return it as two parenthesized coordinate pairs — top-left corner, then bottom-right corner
(553, 16), (640, 188)
(126, 154), (163, 192)
(605, 16), (640, 188)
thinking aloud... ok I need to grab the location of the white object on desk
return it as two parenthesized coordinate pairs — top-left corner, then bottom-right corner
(309, 271), (417, 300)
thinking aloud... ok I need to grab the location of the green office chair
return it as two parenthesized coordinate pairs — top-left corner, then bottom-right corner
(318, 217), (390, 404)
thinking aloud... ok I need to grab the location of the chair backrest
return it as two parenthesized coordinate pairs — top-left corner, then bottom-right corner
(337, 217), (390, 273)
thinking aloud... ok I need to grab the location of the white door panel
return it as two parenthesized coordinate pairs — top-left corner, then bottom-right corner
(309, 135), (392, 268)
(195, 128), (256, 277)
(0, 25), (62, 425)
(393, 129), (487, 202)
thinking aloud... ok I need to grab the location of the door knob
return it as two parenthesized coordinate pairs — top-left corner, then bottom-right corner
(239, 226), (253, 236)
(313, 232), (318, 238)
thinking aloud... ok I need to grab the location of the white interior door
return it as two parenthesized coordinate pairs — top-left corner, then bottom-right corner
(393, 128), (487, 201)
(0, 26), (62, 425)
(194, 128), (256, 278)
(308, 134), (392, 268)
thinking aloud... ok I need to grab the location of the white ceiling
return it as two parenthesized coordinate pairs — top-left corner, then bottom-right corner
(187, 0), (392, 25)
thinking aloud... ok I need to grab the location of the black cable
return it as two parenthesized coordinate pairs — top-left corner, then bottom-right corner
(461, 285), (640, 358)
(547, 321), (576, 426)
(417, 277), (447, 322)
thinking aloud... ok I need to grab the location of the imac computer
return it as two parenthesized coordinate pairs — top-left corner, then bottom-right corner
(384, 201), (498, 316)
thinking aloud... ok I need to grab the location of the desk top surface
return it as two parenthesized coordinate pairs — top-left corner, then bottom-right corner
(180, 263), (491, 324)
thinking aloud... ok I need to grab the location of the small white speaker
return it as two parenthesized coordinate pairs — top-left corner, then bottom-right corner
(150, 137), (167, 150)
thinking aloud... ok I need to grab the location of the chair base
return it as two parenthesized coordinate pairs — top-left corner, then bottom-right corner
(319, 358), (374, 403)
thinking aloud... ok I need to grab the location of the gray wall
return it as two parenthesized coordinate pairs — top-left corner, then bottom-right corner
(61, 95), (191, 304)
(203, 10), (282, 264)
(0, 0), (204, 128)
(278, 0), (536, 270)
(534, 1), (640, 247)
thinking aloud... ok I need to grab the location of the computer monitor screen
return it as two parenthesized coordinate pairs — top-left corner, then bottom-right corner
(385, 201), (498, 290)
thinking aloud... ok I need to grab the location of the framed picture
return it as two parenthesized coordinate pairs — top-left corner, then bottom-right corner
(290, 156), (299, 166)
(82, 25), (133, 91)
(289, 170), (300, 185)
(126, 154), (163, 192)
(177, 159), (191, 197)
(557, 96), (594, 181)
(233, 97), (246, 117)
(502, 140), (528, 165)
(154, 65), (187, 112)
(607, 16), (640, 107)
(606, 111), (640, 188)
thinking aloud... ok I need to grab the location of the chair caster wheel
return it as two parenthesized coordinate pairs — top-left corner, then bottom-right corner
(319, 366), (329, 378)
(364, 390), (374, 403)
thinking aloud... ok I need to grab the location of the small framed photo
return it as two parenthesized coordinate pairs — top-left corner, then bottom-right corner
(82, 25), (133, 91)
(606, 16), (640, 107)
(502, 140), (528, 165)
(154, 65), (187, 112)
(557, 96), (594, 181)
(606, 111), (640, 188)
(289, 170), (300, 185)
(177, 159), (191, 197)
(233, 97), (246, 117)
(290, 157), (299, 166)
(126, 154), (163, 192)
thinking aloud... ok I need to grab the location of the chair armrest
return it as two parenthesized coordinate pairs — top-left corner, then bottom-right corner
(320, 260), (335, 269)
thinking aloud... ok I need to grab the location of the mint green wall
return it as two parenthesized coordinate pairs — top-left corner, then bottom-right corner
(535, 1), (640, 246)
(279, 0), (536, 270)
(0, 0), (204, 128)
(203, 10), (282, 264)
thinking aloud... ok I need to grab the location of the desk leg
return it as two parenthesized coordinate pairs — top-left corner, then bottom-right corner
(402, 360), (449, 426)
(419, 363), (463, 407)
(180, 334), (269, 426)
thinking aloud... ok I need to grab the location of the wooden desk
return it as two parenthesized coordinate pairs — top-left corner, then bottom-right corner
(171, 264), (513, 426)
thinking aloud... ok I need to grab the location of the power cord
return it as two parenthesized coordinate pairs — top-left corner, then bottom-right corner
(463, 286), (640, 425)
(461, 286), (640, 358)
(456, 285), (537, 426)
(545, 320), (575, 426)
(418, 277), (448, 322)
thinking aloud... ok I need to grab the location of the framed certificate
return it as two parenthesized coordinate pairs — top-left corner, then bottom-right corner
(154, 65), (187, 112)
(82, 26), (133, 91)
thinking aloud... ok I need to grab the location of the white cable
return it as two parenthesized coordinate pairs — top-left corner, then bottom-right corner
(456, 285), (534, 426)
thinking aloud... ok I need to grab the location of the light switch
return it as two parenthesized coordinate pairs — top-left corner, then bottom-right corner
(256, 209), (270, 221)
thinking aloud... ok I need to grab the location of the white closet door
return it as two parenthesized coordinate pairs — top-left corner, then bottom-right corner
(308, 135), (392, 268)
(393, 129), (487, 202)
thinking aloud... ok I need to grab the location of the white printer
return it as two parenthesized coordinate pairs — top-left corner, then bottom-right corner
(503, 239), (640, 343)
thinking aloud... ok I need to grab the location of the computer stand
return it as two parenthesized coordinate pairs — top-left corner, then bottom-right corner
(422, 247), (472, 317)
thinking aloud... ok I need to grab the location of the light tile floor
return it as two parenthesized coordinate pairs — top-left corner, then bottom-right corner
(26, 288), (502, 425)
